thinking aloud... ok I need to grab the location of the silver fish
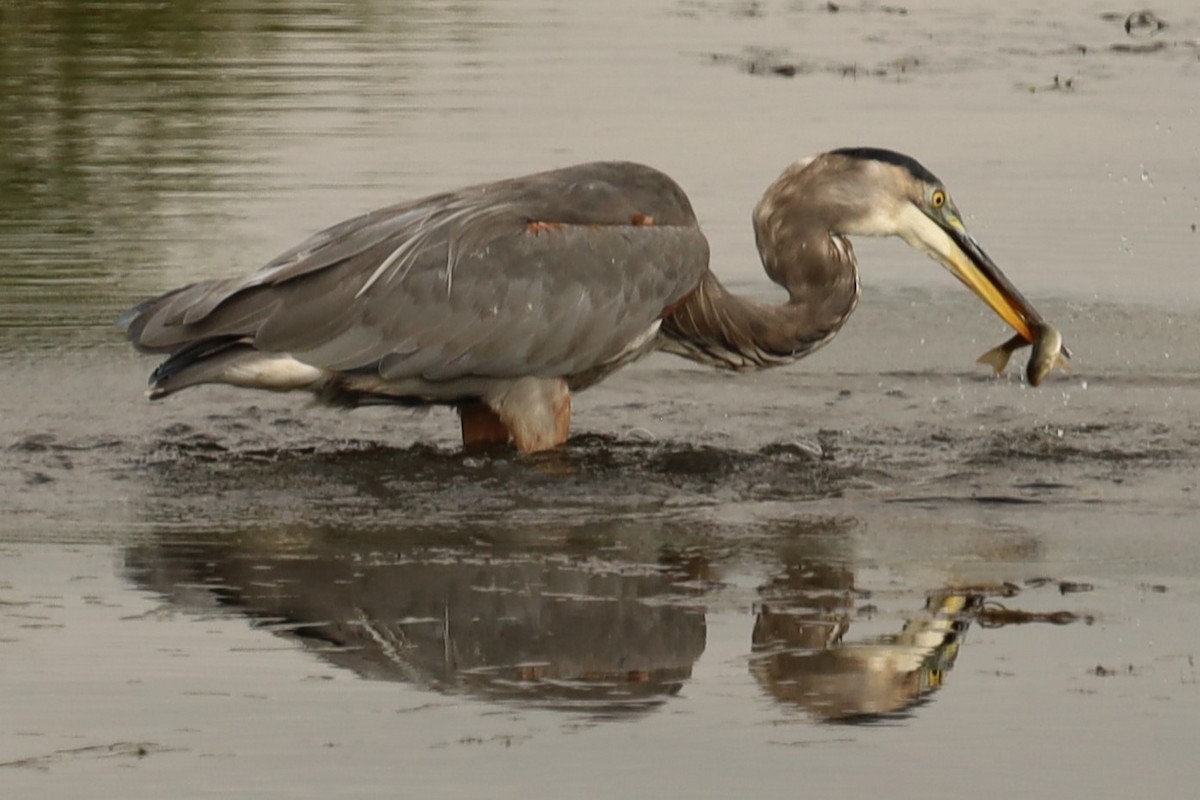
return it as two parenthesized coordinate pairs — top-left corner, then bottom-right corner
(1026, 323), (1070, 386)
(977, 324), (1072, 385)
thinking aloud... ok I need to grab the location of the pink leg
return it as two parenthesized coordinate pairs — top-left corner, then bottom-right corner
(458, 403), (511, 450)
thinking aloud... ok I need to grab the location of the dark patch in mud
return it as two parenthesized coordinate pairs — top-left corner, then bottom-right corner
(4, 406), (1196, 537)
(8, 433), (122, 454)
(132, 433), (850, 531)
(695, 1), (1199, 91)
(706, 46), (922, 81)
(0, 741), (171, 770)
(1014, 480), (1073, 491)
(1090, 663), (1137, 677)
(977, 603), (1094, 627)
(6, 433), (121, 484)
(1017, 73), (1078, 94)
(1026, 577), (1095, 595)
(888, 494), (1043, 507)
(968, 424), (1186, 466)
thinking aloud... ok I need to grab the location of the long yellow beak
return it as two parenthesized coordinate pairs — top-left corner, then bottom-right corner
(941, 225), (1041, 342)
(901, 205), (1042, 343)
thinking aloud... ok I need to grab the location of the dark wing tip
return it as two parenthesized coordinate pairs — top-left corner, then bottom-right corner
(146, 336), (247, 395)
(116, 298), (155, 332)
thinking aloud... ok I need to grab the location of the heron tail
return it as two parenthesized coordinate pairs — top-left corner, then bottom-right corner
(147, 338), (252, 398)
(146, 337), (324, 399)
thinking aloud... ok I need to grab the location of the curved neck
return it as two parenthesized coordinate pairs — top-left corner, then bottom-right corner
(660, 165), (867, 370)
(659, 264), (859, 371)
(752, 163), (863, 319)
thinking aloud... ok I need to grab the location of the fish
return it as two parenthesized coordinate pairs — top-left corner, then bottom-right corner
(975, 333), (1029, 376)
(1026, 322), (1070, 386)
(976, 324), (1071, 385)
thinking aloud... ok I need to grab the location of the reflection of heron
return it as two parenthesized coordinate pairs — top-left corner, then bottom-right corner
(125, 527), (708, 716)
(122, 148), (1047, 453)
(752, 591), (981, 723)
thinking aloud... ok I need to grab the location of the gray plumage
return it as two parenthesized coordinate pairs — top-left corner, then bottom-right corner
(125, 162), (707, 398)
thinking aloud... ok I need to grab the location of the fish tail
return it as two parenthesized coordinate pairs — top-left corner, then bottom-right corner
(976, 347), (1012, 376)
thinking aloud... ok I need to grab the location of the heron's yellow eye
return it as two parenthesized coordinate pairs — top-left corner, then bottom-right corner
(931, 190), (946, 209)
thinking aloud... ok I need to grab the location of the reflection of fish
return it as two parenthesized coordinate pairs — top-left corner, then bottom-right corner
(976, 324), (1071, 385)
(1026, 322), (1069, 386)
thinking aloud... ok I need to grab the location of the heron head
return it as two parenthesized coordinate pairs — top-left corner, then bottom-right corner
(818, 147), (1044, 342)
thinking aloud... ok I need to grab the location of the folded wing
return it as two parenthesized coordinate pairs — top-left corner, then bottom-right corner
(122, 162), (709, 396)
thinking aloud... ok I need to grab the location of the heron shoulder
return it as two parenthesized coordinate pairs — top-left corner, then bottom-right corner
(512, 161), (700, 228)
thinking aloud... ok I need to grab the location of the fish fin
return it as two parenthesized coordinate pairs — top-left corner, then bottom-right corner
(976, 347), (1012, 376)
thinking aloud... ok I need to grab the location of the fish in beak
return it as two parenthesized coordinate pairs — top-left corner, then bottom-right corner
(896, 197), (1073, 381)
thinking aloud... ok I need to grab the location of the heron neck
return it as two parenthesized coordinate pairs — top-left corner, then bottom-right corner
(659, 267), (859, 370)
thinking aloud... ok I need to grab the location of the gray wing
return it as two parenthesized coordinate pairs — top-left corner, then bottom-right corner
(124, 162), (709, 384)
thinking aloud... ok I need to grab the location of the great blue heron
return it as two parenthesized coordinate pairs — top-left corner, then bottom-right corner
(121, 147), (1047, 453)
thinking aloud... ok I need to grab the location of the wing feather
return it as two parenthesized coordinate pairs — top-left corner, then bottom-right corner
(125, 162), (708, 387)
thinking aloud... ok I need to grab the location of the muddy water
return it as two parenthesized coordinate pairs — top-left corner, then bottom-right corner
(2, 1), (1199, 797)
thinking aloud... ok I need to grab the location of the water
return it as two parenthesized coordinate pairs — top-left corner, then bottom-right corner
(2, 2), (1199, 797)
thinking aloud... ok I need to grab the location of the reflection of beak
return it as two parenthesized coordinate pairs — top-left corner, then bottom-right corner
(899, 205), (1043, 343)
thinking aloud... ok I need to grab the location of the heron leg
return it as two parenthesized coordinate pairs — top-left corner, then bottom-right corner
(487, 377), (571, 454)
(458, 403), (511, 450)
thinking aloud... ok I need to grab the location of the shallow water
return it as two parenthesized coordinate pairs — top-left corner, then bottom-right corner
(2, 1), (1199, 797)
